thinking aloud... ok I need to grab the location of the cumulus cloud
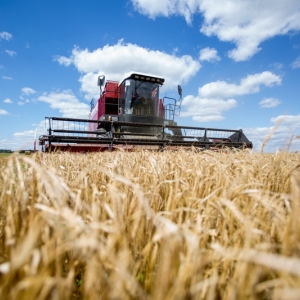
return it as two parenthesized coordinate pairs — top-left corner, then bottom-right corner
(14, 129), (38, 138)
(18, 100), (31, 106)
(181, 71), (281, 122)
(0, 138), (41, 151)
(5, 50), (17, 57)
(0, 139), (16, 149)
(200, 0), (300, 61)
(291, 56), (300, 69)
(244, 114), (300, 152)
(199, 47), (220, 62)
(0, 32), (12, 41)
(5, 131), (41, 151)
(131, 0), (198, 24)
(131, 0), (300, 61)
(54, 40), (201, 100)
(3, 98), (12, 104)
(21, 87), (36, 95)
(15, 88), (36, 106)
(53, 55), (73, 66)
(259, 98), (281, 108)
(3, 120), (48, 151)
(271, 114), (300, 126)
(181, 96), (237, 122)
(38, 90), (90, 118)
(0, 109), (8, 115)
(199, 71), (281, 98)
(270, 62), (284, 70)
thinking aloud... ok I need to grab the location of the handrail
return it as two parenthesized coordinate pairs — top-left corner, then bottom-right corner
(163, 96), (182, 121)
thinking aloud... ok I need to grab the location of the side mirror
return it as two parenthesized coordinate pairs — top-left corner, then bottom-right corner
(97, 75), (105, 87)
(178, 85), (182, 97)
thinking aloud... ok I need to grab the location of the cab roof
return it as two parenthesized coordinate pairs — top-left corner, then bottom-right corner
(118, 71), (165, 87)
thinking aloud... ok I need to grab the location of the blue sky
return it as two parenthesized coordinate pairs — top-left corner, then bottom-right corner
(1, 0), (300, 152)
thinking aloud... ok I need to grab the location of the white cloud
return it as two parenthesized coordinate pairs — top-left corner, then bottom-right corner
(192, 115), (225, 122)
(53, 55), (73, 66)
(55, 40), (201, 100)
(14, 129), (39, 138)
(13, 130), (34, 137)
(199, 71), (281, 99)
(0, 139), (19, 150)
(38, 90), (90, 118)
(5, 50), (17, 57)
(16, 88), (36, 106)
(21, 87), (36, 95)
(0, 109), (8, 115)
(181, 96), (237, 121)
(0, 120), (47, 151)
(291, 56), (300, 69)
(1, 121), (47, 151)
(181, 71), (281, 122)
(270, 62), (284, 70)
(2, 76), (12, 80)
(131, 0), (300, 61)
(244, 115), (300, 152)
(259, 98), (281, 108)
(0, 32), (12, 41)
(3, 98), (12, 104)
(271, 114), (300, 126)
(199, 47), (220, 62)
(131, 0), (198, 24)
(199, 0), (300, 61)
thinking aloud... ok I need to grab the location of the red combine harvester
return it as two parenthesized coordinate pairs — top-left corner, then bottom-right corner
(39, 71), (252, 152)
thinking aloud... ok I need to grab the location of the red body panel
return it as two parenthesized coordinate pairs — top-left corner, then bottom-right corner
(88, 80), (119, 131)
(98, 80), (119, 117)
(159, 99), (165, 118)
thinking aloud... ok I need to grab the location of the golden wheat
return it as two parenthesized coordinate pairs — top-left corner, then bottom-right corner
(0, 150), (300, 299)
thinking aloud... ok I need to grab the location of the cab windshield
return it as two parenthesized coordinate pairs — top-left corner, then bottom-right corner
(118, 79), (159, 116)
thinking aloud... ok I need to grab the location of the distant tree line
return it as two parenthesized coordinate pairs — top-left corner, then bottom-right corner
(0, 149), (13, 153)
(0, 149), (36, 153)
(18, 150), (36, 154)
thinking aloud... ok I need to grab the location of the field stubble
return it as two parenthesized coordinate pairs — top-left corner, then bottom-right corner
(0, 150), (300, 299)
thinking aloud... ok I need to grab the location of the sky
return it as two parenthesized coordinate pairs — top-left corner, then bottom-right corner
(1, 0), (300, 152)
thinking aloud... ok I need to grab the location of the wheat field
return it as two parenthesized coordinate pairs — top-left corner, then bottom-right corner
(1, 150), (300, 299)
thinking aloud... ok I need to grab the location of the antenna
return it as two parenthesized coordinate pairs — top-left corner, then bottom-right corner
(90, 99), (95, 112)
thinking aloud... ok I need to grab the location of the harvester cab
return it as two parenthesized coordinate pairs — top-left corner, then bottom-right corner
(89, 71), (183, 139)
(39, 71), (253, 152)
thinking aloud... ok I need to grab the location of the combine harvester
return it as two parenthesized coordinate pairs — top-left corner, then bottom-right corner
(39, 72), (252, 152)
